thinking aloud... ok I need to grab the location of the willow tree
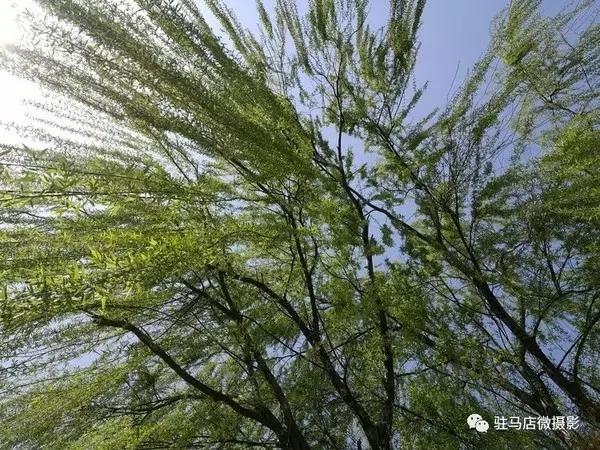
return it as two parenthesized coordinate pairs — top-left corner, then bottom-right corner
(1, 0), (599, 448)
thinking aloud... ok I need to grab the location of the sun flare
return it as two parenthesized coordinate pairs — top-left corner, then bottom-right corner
(0, 2), (21, 45)
(0, 1), (41, 144)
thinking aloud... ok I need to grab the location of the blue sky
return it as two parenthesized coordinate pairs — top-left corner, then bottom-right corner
(413, 0), (564, 112)
(231, 0), (508, 112)
(217, 0), (514, 179)
(411, 0), (505, 110)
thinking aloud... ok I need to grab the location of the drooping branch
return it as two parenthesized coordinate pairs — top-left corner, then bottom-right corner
(218, 268), (385, 448)
(87, 313), (294, 445)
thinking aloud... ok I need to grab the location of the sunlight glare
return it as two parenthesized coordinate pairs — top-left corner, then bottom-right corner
(0, 1), (42, 145)
(0, 2), (21, 45)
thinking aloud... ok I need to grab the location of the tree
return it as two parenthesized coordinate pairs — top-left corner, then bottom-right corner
(0, 0), (599, 448)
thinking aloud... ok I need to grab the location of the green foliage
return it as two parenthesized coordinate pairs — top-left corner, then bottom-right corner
(0, 0), (599, 449)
